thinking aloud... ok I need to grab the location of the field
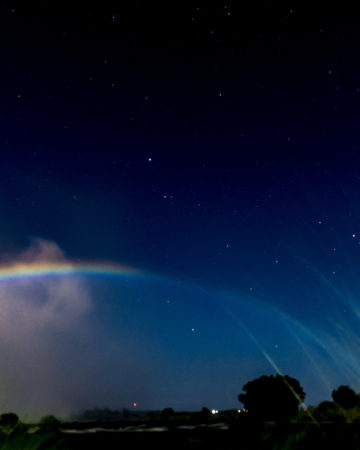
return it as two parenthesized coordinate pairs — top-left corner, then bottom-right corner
(2, 417), (360, 450)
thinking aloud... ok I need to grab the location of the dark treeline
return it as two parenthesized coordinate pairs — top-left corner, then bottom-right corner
(2, 373), (360, 449)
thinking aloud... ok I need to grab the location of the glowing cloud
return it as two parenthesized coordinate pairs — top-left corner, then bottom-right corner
(0, 238), (145, 420)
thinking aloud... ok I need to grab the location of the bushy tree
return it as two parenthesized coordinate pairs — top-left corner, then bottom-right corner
(313, 401), (345, 423)
(161, 408), (175, 419)
(332, 385), (359, 409)
(0, 413), (23, 436)
(200, 407), (211, 418)
(238, 374), (305, 421)
(39, 415), (61, 432)
(0, 413), (19, 427)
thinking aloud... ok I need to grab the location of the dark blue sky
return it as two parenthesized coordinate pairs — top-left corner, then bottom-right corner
(1, 2), (360, 414)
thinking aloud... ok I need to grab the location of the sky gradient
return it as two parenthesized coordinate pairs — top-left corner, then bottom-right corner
(1, 2), (360, 418)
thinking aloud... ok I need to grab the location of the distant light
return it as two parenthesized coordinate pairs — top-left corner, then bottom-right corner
(237, 409), (241, 413)
(133, 402), (137, 407)
(211, 409), (219, 415)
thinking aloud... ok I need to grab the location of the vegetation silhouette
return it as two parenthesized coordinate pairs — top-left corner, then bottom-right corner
(3, 376), (360, 449)
(332, 385), (359, 409)
(38, 415), (61, 432)
(238, 374), (305, 421)
(161, 407), (175, 420)
(0, 413), (19, 427)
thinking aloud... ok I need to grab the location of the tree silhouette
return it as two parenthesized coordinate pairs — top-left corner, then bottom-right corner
(0, 413), (19, 427)
(161, 408), (175, 420)
(200, 407), (211, 418)
(39, 415), (61, 432)
(313, 401), (345, 423)
(238, 374), (305, 421)
(332, 385), (359, 409)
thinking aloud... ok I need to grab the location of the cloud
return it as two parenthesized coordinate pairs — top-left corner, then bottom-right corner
(0, 238), (154, 420)
(16, 237), (67, 263)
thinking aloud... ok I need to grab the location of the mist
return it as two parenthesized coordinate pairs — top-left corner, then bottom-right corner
(0, 238), (157, 420)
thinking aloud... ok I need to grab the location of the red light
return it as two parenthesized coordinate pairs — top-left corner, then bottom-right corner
(133, 402), (137, 407)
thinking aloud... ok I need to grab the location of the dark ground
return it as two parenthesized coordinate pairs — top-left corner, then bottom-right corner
(2, 421), (360, 450)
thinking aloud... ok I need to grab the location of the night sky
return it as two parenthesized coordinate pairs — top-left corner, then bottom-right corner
(1, 2), (360, 418)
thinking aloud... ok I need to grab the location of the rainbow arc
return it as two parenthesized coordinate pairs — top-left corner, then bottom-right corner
(0, 261), (138, 281)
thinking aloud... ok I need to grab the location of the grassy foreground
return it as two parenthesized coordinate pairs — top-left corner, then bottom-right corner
(2, 412), (360, 450)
